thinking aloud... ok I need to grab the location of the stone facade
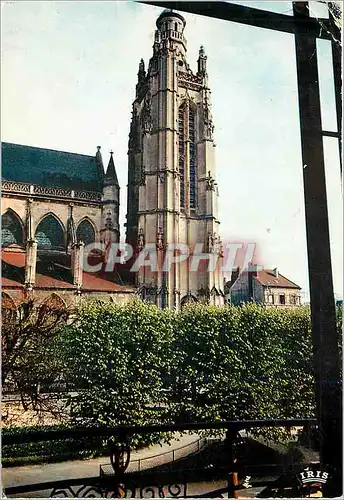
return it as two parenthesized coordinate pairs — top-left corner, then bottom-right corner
(2, 10), (226, 309)
(126, 10), (224, 309)
(1, 144), (135, 305)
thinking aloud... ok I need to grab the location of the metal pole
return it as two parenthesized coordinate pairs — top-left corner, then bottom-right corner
(293, 1), (342, 494)
(328, 3), (342, 173)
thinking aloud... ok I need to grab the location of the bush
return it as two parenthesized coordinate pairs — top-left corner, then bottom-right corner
(5, 300), (328, 464)
(1, 425), (106, 466)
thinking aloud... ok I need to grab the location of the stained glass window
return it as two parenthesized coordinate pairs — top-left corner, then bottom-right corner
(189, 109), (197, 209)
(1, 210), (23, 247)
(178, 104), (198, 211)
(35, 215), (65, 250)
(76, 220), (95, 245)
(178, 106), (185, 210)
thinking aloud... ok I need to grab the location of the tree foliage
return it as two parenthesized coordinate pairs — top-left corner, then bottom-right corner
(60, 298), (175, 431)
(2, 297), (70, 414)
(56, 300), (321, 443)
(170, 304), (315, 440)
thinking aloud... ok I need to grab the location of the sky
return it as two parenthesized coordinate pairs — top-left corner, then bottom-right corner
(1, 0), (342, 300)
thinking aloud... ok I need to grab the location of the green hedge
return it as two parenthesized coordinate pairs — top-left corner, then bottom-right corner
(58, 302), (319, 437)
(2, 425), (106, 466)
(4, 301), (342, 464)
(2, 424), (166, 467)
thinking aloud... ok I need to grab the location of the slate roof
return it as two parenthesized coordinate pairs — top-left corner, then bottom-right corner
(1, 142), (103, 192)
(105, 152), (119, 186)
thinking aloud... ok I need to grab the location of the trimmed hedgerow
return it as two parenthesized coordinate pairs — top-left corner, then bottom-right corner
(5, 300), (341, 464)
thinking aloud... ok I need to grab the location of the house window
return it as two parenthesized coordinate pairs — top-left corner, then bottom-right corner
(268, 294), (274, 304)
(279, 294), (286, 305)
(290, 295), (296, 305)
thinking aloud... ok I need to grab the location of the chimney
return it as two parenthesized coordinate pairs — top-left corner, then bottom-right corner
(272, 267), (279, 278)
(231, 266), (240, 284)
(71, 241), (84, 289)
(247, 263), (259, 300)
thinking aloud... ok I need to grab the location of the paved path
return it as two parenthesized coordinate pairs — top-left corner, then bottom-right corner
(2, 432), (199, 489)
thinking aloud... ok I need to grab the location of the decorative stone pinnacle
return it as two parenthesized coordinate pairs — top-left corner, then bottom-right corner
(97, 146), (101, 151)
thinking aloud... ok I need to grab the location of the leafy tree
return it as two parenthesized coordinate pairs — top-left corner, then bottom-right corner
(171, 303), (316, 440)
(2, 297), (70, 417)
(60, 298), (175, 436)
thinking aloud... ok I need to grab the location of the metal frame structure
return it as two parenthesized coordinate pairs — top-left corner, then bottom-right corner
(140, 0), (342, 490)
(2, 2), (342, 497)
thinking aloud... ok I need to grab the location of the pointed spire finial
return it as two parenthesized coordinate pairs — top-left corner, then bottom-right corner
(138, 58), (146, 84)
(197, 45), (207, 76)
(105, 150), (119, 186)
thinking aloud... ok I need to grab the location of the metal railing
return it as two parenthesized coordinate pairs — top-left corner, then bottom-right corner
(3, 418), (322, 498)
(100, 436), (211, 476)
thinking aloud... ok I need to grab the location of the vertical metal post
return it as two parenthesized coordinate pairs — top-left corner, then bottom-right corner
(226, 429), (239, 499)
(328, 4), (342, 172)
(293, 1), (342, 493)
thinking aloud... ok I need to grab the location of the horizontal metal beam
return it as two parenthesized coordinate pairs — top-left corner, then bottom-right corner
(3, 418), (317, 445)
(322, 130), (341, 139)
(140, 1), (332, 39)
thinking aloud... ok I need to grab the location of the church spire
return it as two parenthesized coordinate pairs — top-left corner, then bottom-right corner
(105, 151), (119, 186)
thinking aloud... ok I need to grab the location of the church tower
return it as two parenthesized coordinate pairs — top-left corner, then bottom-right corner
(126, 9), (224, 309)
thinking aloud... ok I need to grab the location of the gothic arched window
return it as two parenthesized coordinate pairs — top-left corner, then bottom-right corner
(178, 103), (197, 211)
(35, 215), (65, 250)
(189, 108), (197, 209)
(1, 210), (23, 247)
(76, 219), (95, 245)
(178, 106), (185, 209)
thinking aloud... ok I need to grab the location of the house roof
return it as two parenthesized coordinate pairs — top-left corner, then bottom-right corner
(1, 250), (135, 293)
(226, 267), (301, 291)
(1, 142), (103, 192)
(254, 269), (301, 289)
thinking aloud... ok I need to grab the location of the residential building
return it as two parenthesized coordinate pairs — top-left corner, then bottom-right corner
(226, 265), (302, 307)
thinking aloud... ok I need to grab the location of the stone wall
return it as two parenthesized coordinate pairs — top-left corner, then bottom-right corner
(2, 397), (70, 428)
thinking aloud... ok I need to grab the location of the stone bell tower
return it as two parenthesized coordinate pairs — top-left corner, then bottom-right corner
(126, 9), (224, 309)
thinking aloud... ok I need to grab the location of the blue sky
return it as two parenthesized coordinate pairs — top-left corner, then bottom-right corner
(2, 1), (342, 300)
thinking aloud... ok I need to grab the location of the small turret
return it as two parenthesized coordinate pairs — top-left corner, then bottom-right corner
(155, 9), (187, 52)
(101, 151), (120, 247)
(104, 151), (119, 186)
(197, 45), (207, 76)
(138, 58), (146, 82)
(96, 146), (105, 181)
(136, 58), (147, 98)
